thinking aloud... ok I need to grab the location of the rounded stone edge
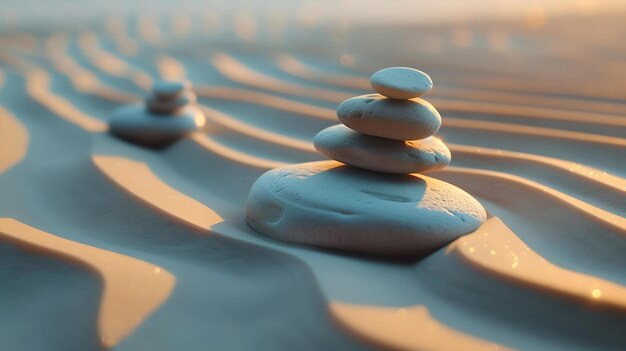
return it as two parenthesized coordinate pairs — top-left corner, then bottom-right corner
(108, 104), (205, 147)
(313, 125), (451, 174)
(147, 91), (197, 115)
(244, 162), (487, 258)
(336, 94), (442, 141)
(151, 79), (192, 99)
(370, 67), (433, 100)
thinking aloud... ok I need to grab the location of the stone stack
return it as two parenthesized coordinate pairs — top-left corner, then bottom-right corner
(109, 80), (206, 148)
(245, 67), (486, 258)
(314, 67), (450, 175)
(146, 80), (197, 115)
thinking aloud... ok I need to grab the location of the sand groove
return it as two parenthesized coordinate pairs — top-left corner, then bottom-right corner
(0, 105), (29, 174)
(92, 155), (224, 231)
(0, 218), (176, 348)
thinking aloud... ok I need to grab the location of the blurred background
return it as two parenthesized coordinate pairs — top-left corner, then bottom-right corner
(1, 0), (626, 163)
(2, 0), (626, 28)
(2, 0), (626, 100)
(0, 0), (625, 165)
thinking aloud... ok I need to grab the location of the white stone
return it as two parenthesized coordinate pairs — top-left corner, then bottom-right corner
(314, 124), (450, 174)
(245, 161), (487, 258)
(337, 94), (441, 141)
(109, 104), (205, 147)
(370, 67), (433, 99)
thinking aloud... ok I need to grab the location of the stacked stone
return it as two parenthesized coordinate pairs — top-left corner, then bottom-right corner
(314, 67), (451, 175)
(245, 67), (486, 258)
(146, 80), (197, 115)
(109, 80), (206, 147)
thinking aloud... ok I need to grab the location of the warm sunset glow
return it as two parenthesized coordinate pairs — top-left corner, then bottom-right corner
(93, 155), (224, 231)
(331, 302), (514, 351)
(1, 1), (625, 349)
(453, 218), (626, 309)
(0, 219), (176, 348)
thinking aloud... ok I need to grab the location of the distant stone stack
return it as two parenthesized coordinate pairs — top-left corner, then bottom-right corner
(109, 80), (206, 148)
(146, 80), (197, 115)
(314, 67), (450, 175)
(245, 67), (486, 258)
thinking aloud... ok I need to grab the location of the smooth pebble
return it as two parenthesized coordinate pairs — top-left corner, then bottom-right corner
(151, 80), (192, 99)
(370, 67), (433, 99)
(147, 92), (197, 114)
(109, 104), (205, 147)
(245, 160), (487, 258)
(314, 124), (450, 174)
(337, 94), (441, 141)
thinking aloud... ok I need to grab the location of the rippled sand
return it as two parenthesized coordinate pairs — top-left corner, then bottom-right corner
(0, 8), (625, 351)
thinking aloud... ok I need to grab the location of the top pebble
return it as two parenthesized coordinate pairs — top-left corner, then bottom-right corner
(370, 67), (433, 100)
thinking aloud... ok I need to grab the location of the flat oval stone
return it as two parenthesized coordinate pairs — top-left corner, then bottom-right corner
(109, 104), (205, 147)
(370, 67), (433, 99)
(337, 94), (441, 141)
(147, 92), (197, 114)
(245, 160), (487, 258)
(314, 124), (450, 174)
(151, 80), (191, 99)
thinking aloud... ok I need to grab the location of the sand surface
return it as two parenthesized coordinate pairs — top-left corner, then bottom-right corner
(0, 4), (625, 350)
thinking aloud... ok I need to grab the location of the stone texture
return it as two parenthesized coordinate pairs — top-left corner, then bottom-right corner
(370, 67), (433, 99)
(245, 161), (487, 258)
(337, 94), (441, 141)
(314, 124), (451, 174)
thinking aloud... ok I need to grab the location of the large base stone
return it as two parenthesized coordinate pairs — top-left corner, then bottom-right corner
(245, 161), (486, 258)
